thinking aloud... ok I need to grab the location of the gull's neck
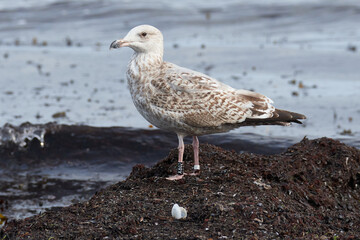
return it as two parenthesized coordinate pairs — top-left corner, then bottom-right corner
(132, 51), (163, 66)
(128, 51), (163, 80)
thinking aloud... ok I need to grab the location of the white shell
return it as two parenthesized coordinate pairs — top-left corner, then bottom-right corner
(171, 204), (187, 219)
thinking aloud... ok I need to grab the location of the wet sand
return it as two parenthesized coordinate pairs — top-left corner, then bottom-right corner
(0, 0), (359, 140)
(1, 137), (359, 239)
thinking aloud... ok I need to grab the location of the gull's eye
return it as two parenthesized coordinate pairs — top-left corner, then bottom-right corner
(140, 32), (147, 37)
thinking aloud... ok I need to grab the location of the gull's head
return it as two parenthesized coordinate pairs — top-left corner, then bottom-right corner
(110, 25), (163, 54)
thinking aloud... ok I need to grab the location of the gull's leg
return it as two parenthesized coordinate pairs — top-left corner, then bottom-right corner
(188, 136), (200, 175)
(166, 134), (185, 180)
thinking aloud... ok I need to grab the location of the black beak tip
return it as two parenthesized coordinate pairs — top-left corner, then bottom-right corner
(109, 40), (118, 50)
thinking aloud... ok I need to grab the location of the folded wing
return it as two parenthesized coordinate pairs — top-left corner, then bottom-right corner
(148, 62), (305, 129)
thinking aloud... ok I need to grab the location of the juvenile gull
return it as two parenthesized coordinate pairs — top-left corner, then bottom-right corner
(110, 25), (306, 180)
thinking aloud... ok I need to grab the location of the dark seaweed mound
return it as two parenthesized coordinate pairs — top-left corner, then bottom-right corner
(2, 137), (360, 239)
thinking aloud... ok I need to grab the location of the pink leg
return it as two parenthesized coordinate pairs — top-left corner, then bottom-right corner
(190, 136), (200, 175)
(166, 134), (185, 181)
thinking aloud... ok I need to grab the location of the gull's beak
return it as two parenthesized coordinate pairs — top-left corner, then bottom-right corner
(109, 39), (130, 50)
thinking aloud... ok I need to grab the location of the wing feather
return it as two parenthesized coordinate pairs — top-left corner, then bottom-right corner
(148, 62), (276, 128)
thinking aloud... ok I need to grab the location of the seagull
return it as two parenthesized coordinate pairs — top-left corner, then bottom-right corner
(110, 25), (306, 180)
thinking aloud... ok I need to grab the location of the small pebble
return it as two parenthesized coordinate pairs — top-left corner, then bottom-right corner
(347, 45), (357, 52)
(52, 112), (66, 118)
(66, 37), (72, 46)
(32, 37), (37, 45)
(292, 91), (299, 96)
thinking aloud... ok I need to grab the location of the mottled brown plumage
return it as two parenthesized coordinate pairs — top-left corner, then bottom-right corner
(110, 25), (306, 180)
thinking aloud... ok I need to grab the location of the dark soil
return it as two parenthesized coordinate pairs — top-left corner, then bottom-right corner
(1, 137), (360, 239)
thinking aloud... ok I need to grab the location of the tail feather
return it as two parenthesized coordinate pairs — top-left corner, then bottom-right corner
(271, 109), (306, 123)
(239, 109), (306, 127)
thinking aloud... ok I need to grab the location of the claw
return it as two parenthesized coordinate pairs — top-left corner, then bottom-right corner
(166, 174), (185, 181)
